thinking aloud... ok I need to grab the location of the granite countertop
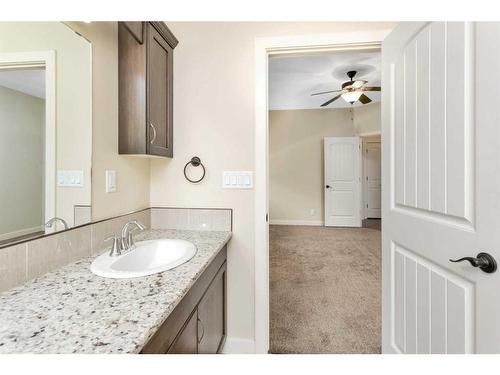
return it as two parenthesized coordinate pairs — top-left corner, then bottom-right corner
(0, 229), (231, 353)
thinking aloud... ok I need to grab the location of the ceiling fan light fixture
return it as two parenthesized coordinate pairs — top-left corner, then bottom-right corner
(352, 80), (367, 89)
(341, 91), (363, 104)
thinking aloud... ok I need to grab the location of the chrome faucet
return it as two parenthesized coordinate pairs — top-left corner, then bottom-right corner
(104, 235), (123, 257)
(45, 217), (69, 231)
(121, 220), (146, 251)
(103, 220), (146, 257)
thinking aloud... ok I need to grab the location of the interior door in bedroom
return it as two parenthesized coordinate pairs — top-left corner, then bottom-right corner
(364, 141), (382, 219)
(324, 136), (362, 227)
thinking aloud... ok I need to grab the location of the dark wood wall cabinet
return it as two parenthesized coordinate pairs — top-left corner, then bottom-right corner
(141, 247), (227, 354)
(118, 22), (178, 158)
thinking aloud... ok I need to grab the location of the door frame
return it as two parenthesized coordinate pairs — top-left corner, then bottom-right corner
(324, 136), (363, 227)
(254, 29), (392, 354)
(0, 51), (56, 234)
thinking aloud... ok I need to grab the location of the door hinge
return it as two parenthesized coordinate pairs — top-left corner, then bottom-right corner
(266, 213), (268, 222)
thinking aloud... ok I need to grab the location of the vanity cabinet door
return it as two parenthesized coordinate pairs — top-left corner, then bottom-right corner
(146, 23), (173, 157)
(118, 21), (176, 158)
(118, 22), (147, 155)
(197, 263), (226, 354)
(167, 311), (198, 354)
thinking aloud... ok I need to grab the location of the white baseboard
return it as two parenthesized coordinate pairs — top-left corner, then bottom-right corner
(221, 337), (255, 354)
(0, 225), (44, 241)
(269, 219), (324, 226)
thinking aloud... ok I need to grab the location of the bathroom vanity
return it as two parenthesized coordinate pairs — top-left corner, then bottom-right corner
(0, 229), (230, 354)
(141, 245), (226, 354)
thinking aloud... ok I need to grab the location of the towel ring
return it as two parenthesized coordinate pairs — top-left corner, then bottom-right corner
(184, 156), (206, 183)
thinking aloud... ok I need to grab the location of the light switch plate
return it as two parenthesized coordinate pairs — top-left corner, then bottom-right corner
(222, 171), (253, 189)
(105, 170), (116, 193)
(57, 170), (84, 187)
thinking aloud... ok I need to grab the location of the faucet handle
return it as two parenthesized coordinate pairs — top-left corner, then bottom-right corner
(132, 220), (146, 231)
(104, 235), (122, 257)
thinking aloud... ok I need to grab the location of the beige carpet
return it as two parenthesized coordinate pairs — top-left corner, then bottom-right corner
(270, 224), (381, 354)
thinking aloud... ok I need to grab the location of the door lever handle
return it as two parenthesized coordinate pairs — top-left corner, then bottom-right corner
(449, 252), (497, 273)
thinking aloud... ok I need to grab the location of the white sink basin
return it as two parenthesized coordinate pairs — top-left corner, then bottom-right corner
(90, 239), (197, 279)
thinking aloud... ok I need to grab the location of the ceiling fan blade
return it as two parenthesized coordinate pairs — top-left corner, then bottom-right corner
(320, 94), (342, 107)
(311, 89), (342, 96)
(362, 86), (381, 92)
(352, 80), (367, 89)
(358, 93), (372, 104)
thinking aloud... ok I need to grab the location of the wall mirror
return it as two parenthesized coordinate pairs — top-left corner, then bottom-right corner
(0, 22), (92, 247)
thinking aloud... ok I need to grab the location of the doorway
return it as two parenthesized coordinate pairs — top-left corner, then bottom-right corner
(255, 30), (391, 354)
(266, 45), (383, 353)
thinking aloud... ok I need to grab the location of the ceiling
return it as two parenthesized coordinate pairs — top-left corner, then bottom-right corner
(269, 49), (381, 110)
(0, 68), (45, 99)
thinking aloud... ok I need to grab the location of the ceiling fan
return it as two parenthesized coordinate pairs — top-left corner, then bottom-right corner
(311, 70), (381, 107)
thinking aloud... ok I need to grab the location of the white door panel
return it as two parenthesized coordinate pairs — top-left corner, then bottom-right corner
(382, 22), (500, 353)
(331, 191), (355, 216)
(324, 137), (361, 227)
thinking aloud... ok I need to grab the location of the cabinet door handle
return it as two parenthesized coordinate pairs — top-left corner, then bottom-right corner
(197, 317), (205, 344)
(149, 123), (157, 144)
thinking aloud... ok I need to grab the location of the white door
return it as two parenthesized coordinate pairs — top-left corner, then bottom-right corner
(382, 22), (500, 353)
(364, 142), (381, 219)
(324, 137), (361, 227)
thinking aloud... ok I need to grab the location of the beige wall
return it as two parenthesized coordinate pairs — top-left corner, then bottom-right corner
(269, 108), (356, 223)
(269, 104), (381, 224)
(67, 22), (151, 222)
(0, 86), (44, 237)
(150, 22), (395, 344)
(354, 102), (381, 135)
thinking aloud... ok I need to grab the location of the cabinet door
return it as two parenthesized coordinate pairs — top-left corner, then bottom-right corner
(118, 22), (147, 155)
(197, 264), (226, 354)
(147, 23), (173, 157)
(167, 311), (198, 354)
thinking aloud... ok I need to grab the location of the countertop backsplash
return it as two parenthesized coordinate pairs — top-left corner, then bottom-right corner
(0, 207), (232, 293)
